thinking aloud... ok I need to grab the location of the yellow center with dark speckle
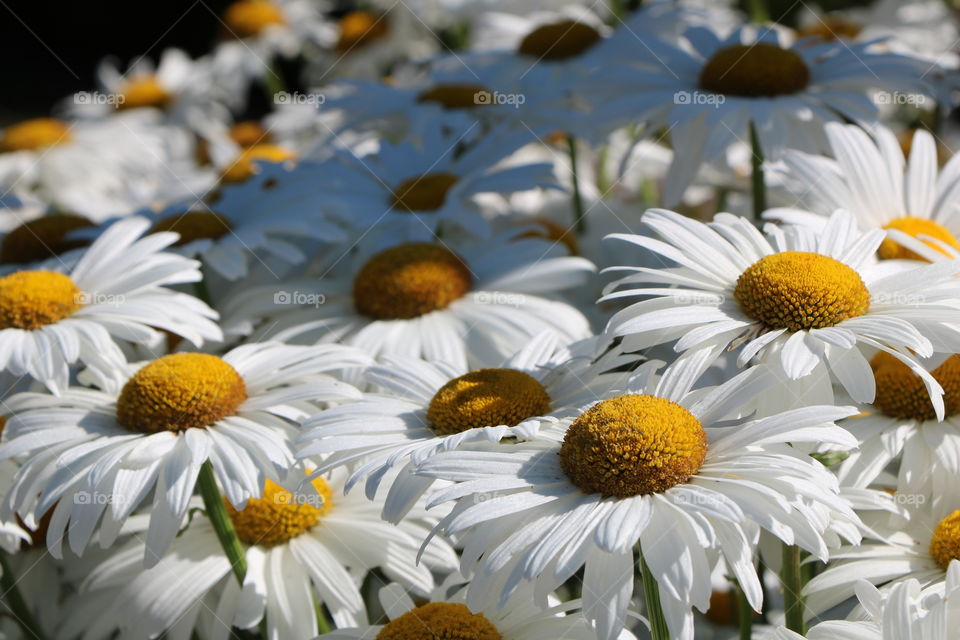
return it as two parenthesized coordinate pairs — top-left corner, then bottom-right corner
(879, 217), (960, 261)
(871, 351), (960, 421)
(930, 510), (960, 570)
(427, 368), (551, 435)
(227, 477), (333, 546)
(699, 43), (810, 97)
(376, 602), (502, 640)
(0, 271), (82, 329)
(517, 20), (601, 60)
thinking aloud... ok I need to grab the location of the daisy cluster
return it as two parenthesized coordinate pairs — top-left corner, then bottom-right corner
(3, 0), (960, 639)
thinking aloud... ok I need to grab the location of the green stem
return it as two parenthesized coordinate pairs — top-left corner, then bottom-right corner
(316, 602), (332, 634)
(639, 548), (671, 640)
(263, 61), (287, 104)
(566, 135), (587, 235)
(0, 552), (47, 640)
(781, 544), (806, 634)
(197, 460), (247, 584)
(749, 121), (766, 221)
(747, 0), (771, 23)
(735, 581), (752, 640)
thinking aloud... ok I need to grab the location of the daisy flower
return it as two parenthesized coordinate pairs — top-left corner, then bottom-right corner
(0, 341), (371, 564)
(220, 235), (594, 369)
(297, 331), (628, 522)
(591, 19), (934, 205)
(805, 504), (960, 621)
(772, 123), (960, 262)
(416, 361), (861, 640)
(0, 216), (220, 393)
(62, 467), (458, 639)
(602, 209), (960, 416)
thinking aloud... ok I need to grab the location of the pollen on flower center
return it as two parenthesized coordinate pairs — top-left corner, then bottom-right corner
(1, 118), (72, 152)
(0, 271), (82, 330)
(150, 211), (232, 246)
(0, 214), (93, 264)
(734, 251), (870, 331)
(699, 43), (811, 98)
(116, 75), (171, 111)
(390, 173), (459, 212)
(353, 243), (473, 320)
(116, 353), (247, 433)
(336, 11), (390, 53)
(517, 20), (602, 61)
(559, 394), (707, 497)
(224, 0), (285, 39)
(930, 510), (960, 570)
(427, 368), (552, 435)
(417, 84), (492, 110)
(227, 476), (333, 547)
(376, 602), (502, 640)
(870, 351), (960, 421)
(221, 144), (296, 184)
(879, 216), (960, 261)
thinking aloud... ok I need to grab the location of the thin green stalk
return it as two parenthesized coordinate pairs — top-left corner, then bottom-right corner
(735, 581), (752, 640)
(197, 460), (247, 584)
(316, 602), (332, 634)
(749, 121), (767, 221)
(263, 63), (287, 104)
(566, 135), (587, 235)
(639, 548), (671, 640)
(781, 544), (806, 634)
(747, 0), (771, 23)
(0, 552), (47, 640)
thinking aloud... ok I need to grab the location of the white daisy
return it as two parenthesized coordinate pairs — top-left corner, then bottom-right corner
(0, 216), (221, 394)
(416, 361), (860, 640)
(0, 341), (371, 564)
(590, 19), (934, 205)
(297, 331), (629, 522)
(602, 208), (960, 416)
(62, 467), (458, 639)
(220, 234), (594, 369)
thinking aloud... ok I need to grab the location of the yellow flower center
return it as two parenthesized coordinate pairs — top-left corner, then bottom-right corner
(879, 216), (960, 261)
(390, 172), (458, 212)
(870, 351), (960, 421)
(734, 251), (870, 331)
(224, 0), (285, 38)
(517, 20), (602, 61)
(336, 11), (390, 53)
(220, 144), (296, 184)
(930, 510), (960, 570)
(353, 243), (472, 320)
(116, 75), (171, 111)
(227, 477), (333, 547)
(0, 271), (82, 330)
(116, 353), (247, 433)
(376, 602), (502, 640)
(699, 43), (810, 98)
(559, 394), (707, 497)
(229, 120), (270, 147)
(0, 214), (93, 265)
(513, 218), (579, 255)
(150, 211), (232, 246)
(796, 17), (862, 42)
(417, 84), (492, 110)
(426, 368), (552, 435)
(1, 118), (72, 152)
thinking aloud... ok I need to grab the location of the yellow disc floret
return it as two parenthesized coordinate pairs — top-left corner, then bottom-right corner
(0, 271), (82, 330)
(150, 211), (231, 246)
(871, 351), (960, 421)
(699, 43), (810, 98)
(796, 16), (862, 41)
(734, 251), (870, 331)
(227, 476), (332, 546)
(517, 20), (602, 60)
(930, 510), (960, 570)
(0, 214), (93, 264)
(116, 354), (247, 433)
(390, 172), (459, 212)
(427, 368), (551, 435)
(376, 602), (502, 640)
(353, 243), (472, 319)
(336, 11), (390, 53)
(879, 216), (960, 261)
(559, 394), (707, 497)
(116, 75), (171, 111)
(220, 144), (296, 184)
(417, 84), (492, 110)
(1, 118), (72, 152)
(224, 0), (285, 38)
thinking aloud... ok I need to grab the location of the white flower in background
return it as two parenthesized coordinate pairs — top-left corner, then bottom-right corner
(0, 216), (220, 393)
(603, 209), (960, 416)
(417, 362), (860, 640)
(297, 332), (628, 521)
(221, 234), (594, 369)
(591, 19), (933, 205)
(0, 342), (371, 563)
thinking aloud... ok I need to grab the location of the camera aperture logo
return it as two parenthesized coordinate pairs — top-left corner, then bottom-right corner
(74, 91), (126, 107)
(473, 90), (525, 108)
(674, 91), (725, 107)
(274, 290), (326, 307)
(75, 291), (125, 307)
(274, 91), (326, 106)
